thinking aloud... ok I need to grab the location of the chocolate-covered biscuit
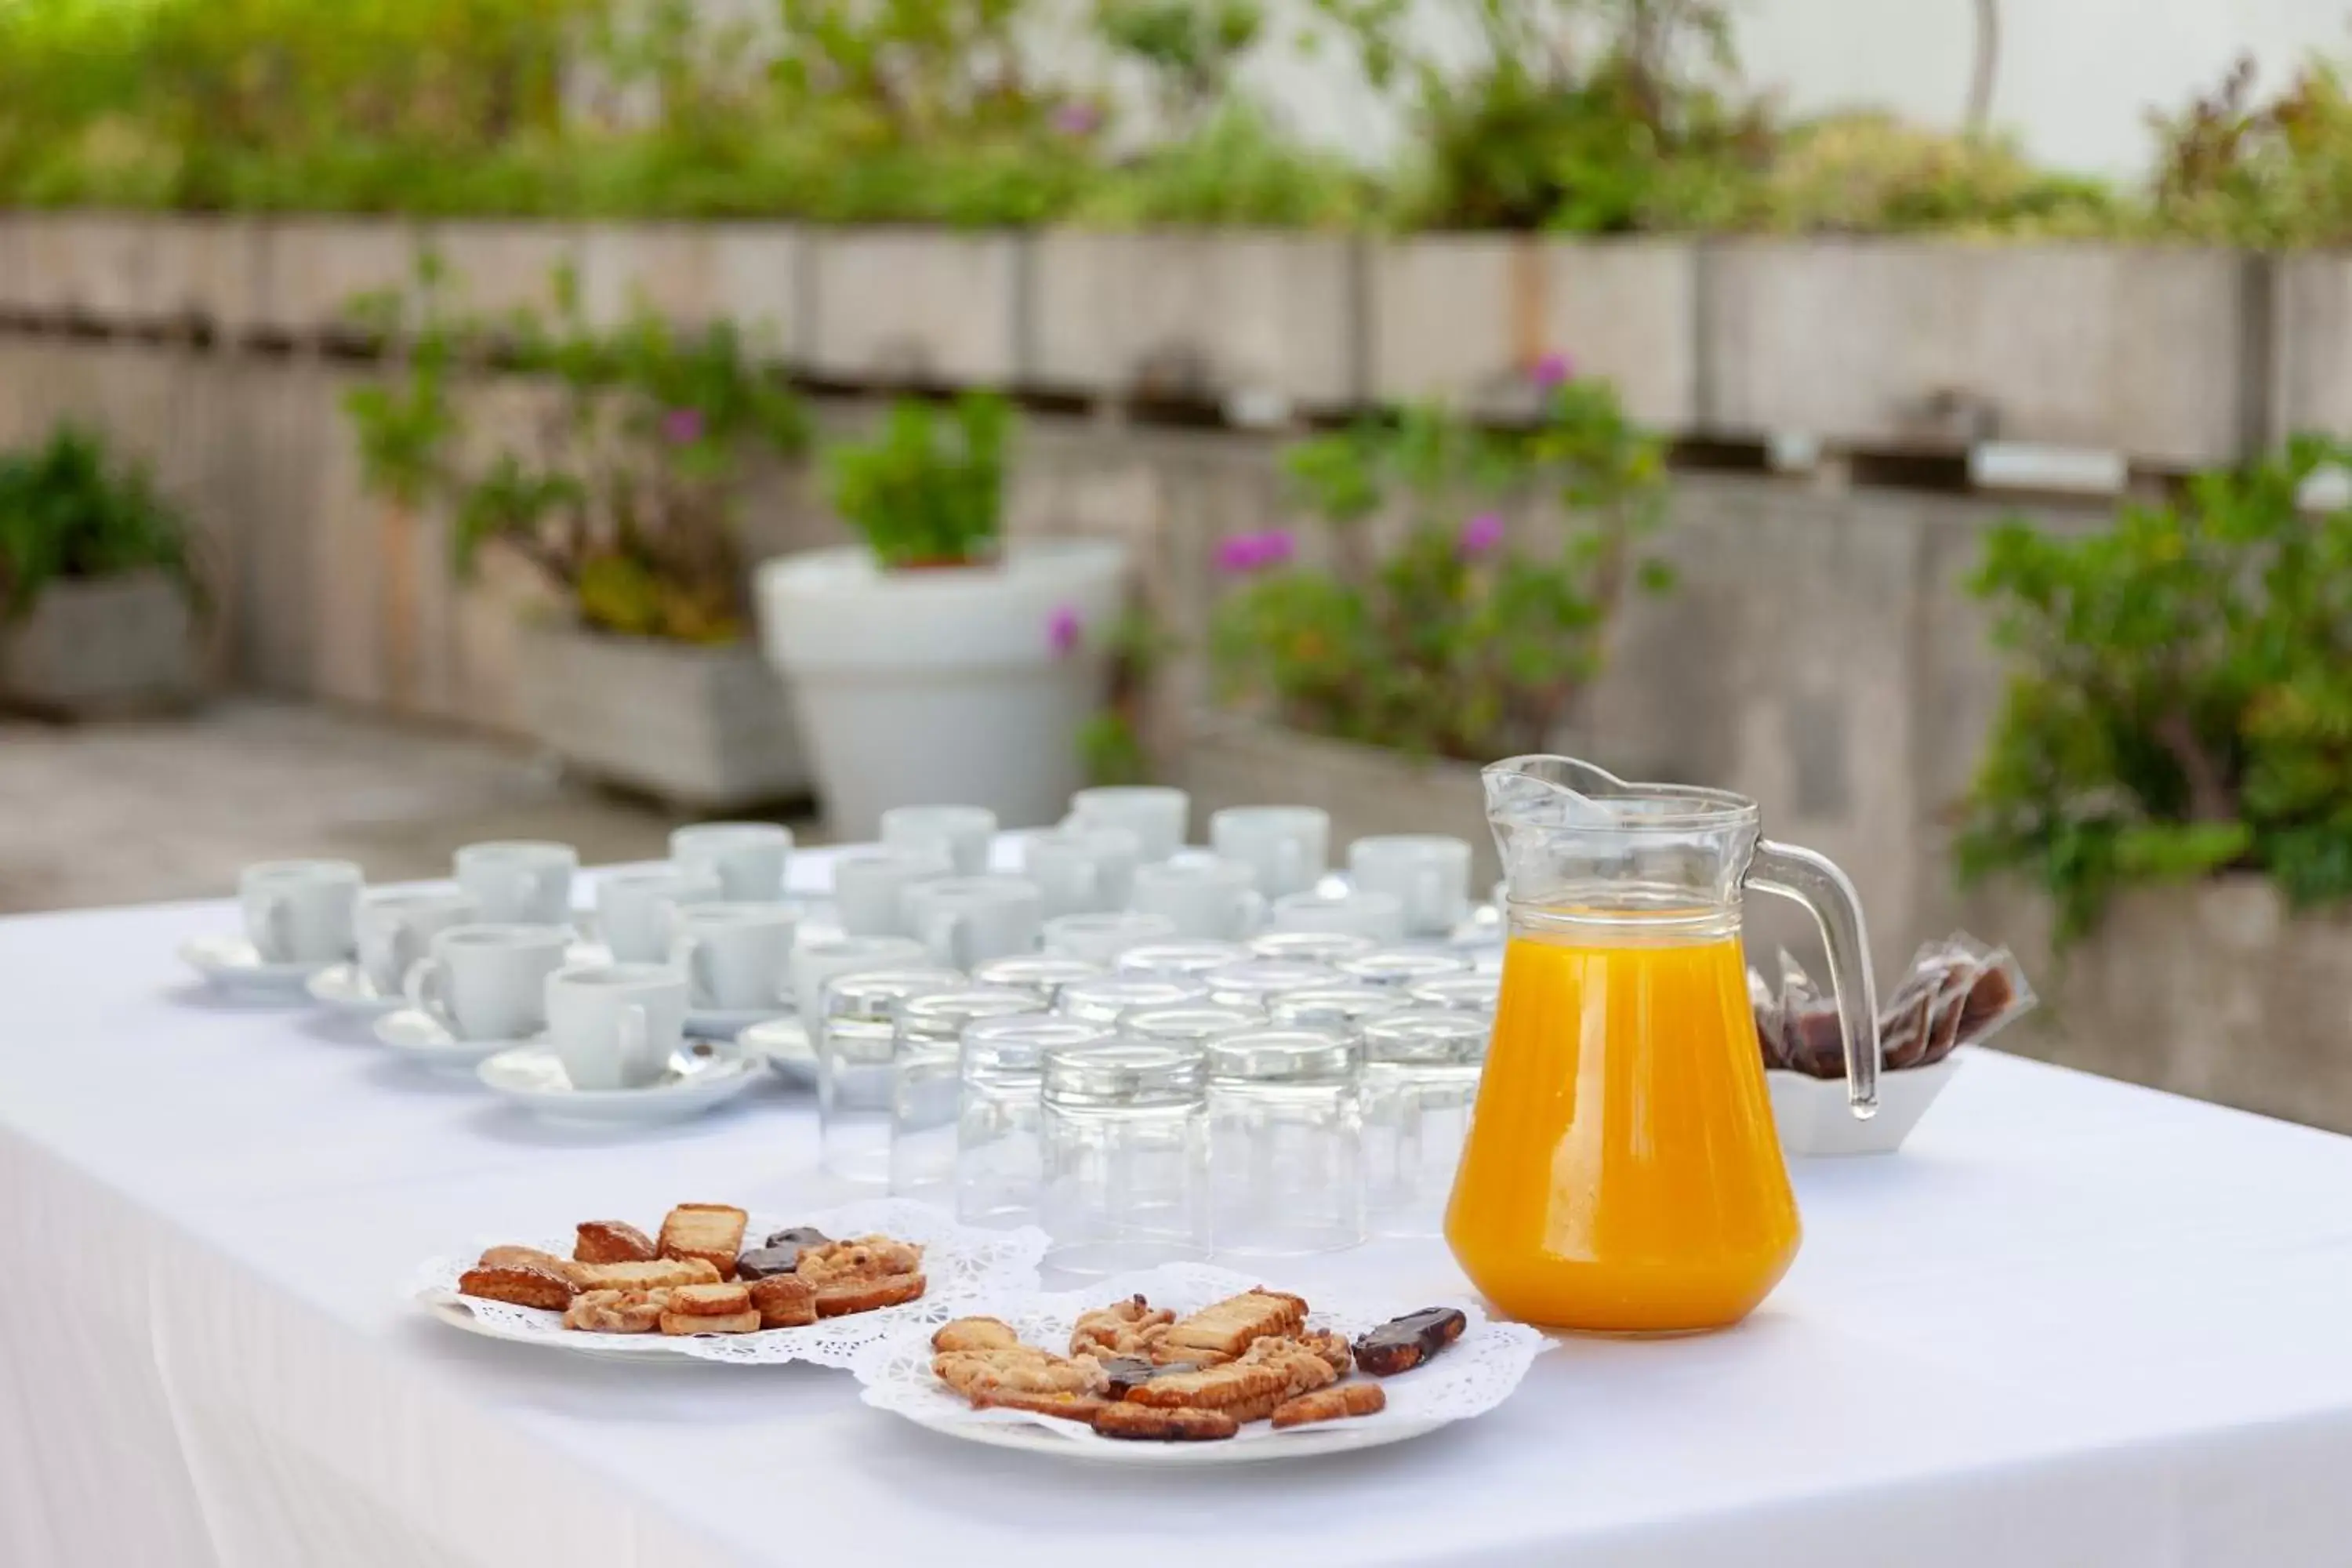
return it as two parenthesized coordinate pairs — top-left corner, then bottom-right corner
(734, 1245), (804, 1281)
(763, 1225), (831, 1250)
(1094, 1355), (1199, 1397)
(1352, 1307), (1467, 1376)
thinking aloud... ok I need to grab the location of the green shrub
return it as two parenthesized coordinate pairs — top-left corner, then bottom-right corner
(1958, 436), (2352, 942)
(2146, 55), (2352, 248)
(1758, 112), (2121, 237)
(825, 394), (1014, 569)
(0, 424), (197, 618)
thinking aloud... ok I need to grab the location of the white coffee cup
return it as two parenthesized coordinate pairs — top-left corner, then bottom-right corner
(1019, 824), (1142, 917)
(405, 924), (570, 1041)
(355, 887), (477, 993)
(1066, 786), (1189, 862)
(830, 847), (952, 937)
(1040, 910), (1178, 966)
(1270, 887), (1409, 943)
(1209, 807), (1330, 901)
(239, 859), (364, 964)
(546, 962), (688, 1091)
(670, 822), (793, 902)
(903, 876), (1045, 970)
(1130, 856), (1264, 941)
(595, 863), (724, 963)
(454, 841), (577, 927)
(1349, 835), (1474, 937)
(791, 934), (931, 1021)
(880, 805), (998, 877)
(669, 902), (800, 1011)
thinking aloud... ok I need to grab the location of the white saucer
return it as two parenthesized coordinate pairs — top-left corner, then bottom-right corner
(738, 1015), (815, 1087)
(306, 962), (405, 1016)
(684, 1005), (791, 1040)
(475, 1042), (764, 1124)
(375, 1008), (546, 1070)
(180, 934), (338, 995)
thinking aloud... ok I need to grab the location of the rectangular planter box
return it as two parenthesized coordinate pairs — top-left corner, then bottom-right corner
(0, 568), (201, 717)
(576, 223), (802, 357)
(2267, 254), (2352, 447)
(1967, 876), (2352, 1135)
(1174, 712), (1498, 887)
(245, 218), (426, 342)
(1026, 230), (1359, 412)
(427, 221), (583, 321)
(509, 619), (809, 811)
(1702, 239), (2248, 467)
(1370, 235), (1697, 430)
(804, 228), (1021, 385)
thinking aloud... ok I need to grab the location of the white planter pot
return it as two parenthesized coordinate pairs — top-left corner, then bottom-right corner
(755, 539), (1130, 837)
(0, 568), (201, 717)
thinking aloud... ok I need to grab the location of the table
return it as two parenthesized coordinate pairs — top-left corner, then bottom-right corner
(3, 854), (2350, 1568)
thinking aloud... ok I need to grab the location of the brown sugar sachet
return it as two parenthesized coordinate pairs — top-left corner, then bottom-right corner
(1753, 934), (2035, 1080)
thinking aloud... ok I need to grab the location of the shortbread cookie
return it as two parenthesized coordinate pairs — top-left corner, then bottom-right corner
(563, 1288), (670, 1333)
(975, 1389), (1106, 1422)
(569, 1258), (720, 1294)
(932, 1316), (1021, 1353)
(812, 1272), (925, 1317)
(934, 1346), (1108, 1406)
(477, 1244), (575, 1279)
(1069, 1294), (1176, 1357)
(666, 1282), (752, 1317)
(574, 1220), (657, 1265)
(659, 1204), (748, 1279)
(1299, 1329), (1353, 1377)
(1122, 1359), (1290, 1414)
(1160, 1290), (1307, 1362)
(795, 1236), (924, 1288)
(1091, 1403), (1238, 1442)
(457, 1263), (575, 1312)
(659, 1308), (761, 1336)
(747, 1275), (817, 1330)
(1271, 1382), (1386, 1429)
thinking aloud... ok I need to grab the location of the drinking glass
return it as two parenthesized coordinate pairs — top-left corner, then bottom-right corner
(1204, 1027), (1364, 1257)
(1040, 1042), (1210, 1276)
(1120, 1004), (1262, 1050)
(818, 967), (961, 1185)
(888, 987), (1044, 1201)
(1335, 947), (1475, 990)
(1055, 975), (1210, 1026)
(1200, 958), (1340, 1009)
(956, 1015), (1112, 1229)
(971, 953), (1105, 1006)
(1359, 1010), (1489, 1237)
(1407, 971), (1501, 1015)
(1247, 930), (1376, 966)
(1043, 911), (1177, 966)
(1112, 940), (1247, 982)
(1267, 984), (1410, 1035)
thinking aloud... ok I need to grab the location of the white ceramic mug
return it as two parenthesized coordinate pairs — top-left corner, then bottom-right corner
(830, 847), (952, 937)
(790, 934), (932, 1022)
(1130, 856), (1264, 941)
(239, 859), (364, 964)
(1270, 887), (1409, 943)
(903, 876), (1045, 970)
(355, 887), (477, 993)
(1040, 910), (1178, 966)
(454, 841), (577, 927)
(405, 924), (570, 1041)
(880, 805), (999, 877)
(595, 864), (723, 964)
(546, 962), (688, 1091)
(1019, 824), (1142, 917)
(669, 901), (800, 1011)
(1209, 807), (1330, 901)
(670, 822), (793, 902)
(1066, 786), (1189, 862)
(1349, 835), (1474, 937)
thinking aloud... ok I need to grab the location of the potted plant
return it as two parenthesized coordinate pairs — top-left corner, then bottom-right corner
(755, 394), (1131, 835)
(1196, 359), (1671, 879)
(1955, 433), (2352, 1131)
(344, 260), (813, 809)
(0, 424), (204, 716)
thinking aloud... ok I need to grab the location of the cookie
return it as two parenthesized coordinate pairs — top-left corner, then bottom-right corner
(573, 1220), (657, 1265)
(1091, 1403), (1238, 1442)
(1271, 1382), (1386, 1429)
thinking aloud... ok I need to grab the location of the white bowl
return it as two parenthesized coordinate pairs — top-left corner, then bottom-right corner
(1768, 1055), (1961, 1156)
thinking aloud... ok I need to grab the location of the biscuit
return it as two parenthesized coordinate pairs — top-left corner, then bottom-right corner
(1122, 1359), (1290, 1414)
(1236, 1336), (1341, 1401)
(795, 1236), (924, 1288)
(563, 1288), (670, 1333)
(1271, 1382), (1386, 1429)
(568, 1258), (720, 1294)
(658, 1204), (748, 1279)
(574, 1220), (657, 1265)
(1352, 1307), (1467, 1376)
(1069, 1294), (1176, 1357)
(1160, 1290), (1307, 1361)
(666, 1282), (753, 1317)
(457, 1263), (575, 1312)
(477, 1245), (575, 1279)
(1300, 1329), (1353, 1377)
(974, 1389), (1107, 1422)
(813, 1272), (926, 1317)
(1091, 1403), (1238, 1442)
(932, 1316), (1021, 1353)
(748, 1274), (816, 1330)
(659, 1308), (761, 1336)
(934, 1346), (1106, 1404)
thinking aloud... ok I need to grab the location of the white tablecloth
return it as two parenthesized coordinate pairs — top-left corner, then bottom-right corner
(3, 855), (2351, 1567)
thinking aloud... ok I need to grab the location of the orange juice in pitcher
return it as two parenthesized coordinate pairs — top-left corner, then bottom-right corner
(1446, 757), (1882, 1334)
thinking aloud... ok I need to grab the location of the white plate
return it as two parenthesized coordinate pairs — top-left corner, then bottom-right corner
(375, 1007), (545, 1069)
(857, 1261), (1548, 1466)
(476, 1042), (764, 1124)
(685, 1005), (791, 1040)
(739, 1015), (816, 1087)
(180, 934), (337, 994)
(307, 962), (405, 1016)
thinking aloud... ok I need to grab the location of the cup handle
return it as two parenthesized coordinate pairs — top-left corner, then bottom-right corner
(1748, 840), (1882, 1117)
(670, 934), (713, 1007)
(924, 909), (967, 971)
(1274, 840), (1302, 897)
(405, 956), (452, 1029)
(619, 1002), (652, 1080)
(1072, 861), (1099, 913)
(1232, 889), (1266, 938)
(1416, 866), (1446, 929)
(254, 892), (292, 963)
(387, 924), (421, 990)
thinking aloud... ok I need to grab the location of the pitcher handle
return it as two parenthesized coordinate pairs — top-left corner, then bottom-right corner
(1748, 840), (1881, 1116)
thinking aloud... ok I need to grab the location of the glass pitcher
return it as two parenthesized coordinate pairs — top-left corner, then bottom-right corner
(1446, 756), (1881, 1334)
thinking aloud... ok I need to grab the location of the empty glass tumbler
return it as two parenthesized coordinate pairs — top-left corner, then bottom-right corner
(1040, 1042), (1210, 1276)
(1200, 958), (1340, 1009)
(1359, 1010), (1488, 1237)
(956, 1014), (1112, 1229)
(1113, 940), (1249, 982)
(1247, 930), (1377, 966)
(1336, 947), (1474, 989)
(971, 953), (1105, 1007)
(1266, 984), (1411, 1035)
(1204, 1027), (1364, 1257)
(818, 967), (960, 1185)
(1056, 975), (1211, 1026)
(1406, 971), (1501, 1014)
(1120, 1004), (1262, 1050)
(888, 986), (1044, 1200)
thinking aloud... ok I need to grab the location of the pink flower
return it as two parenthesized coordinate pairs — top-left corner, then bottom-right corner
(1054, 101), (1102, 136)
(1215, 529), (1296, 573)
(1047, 604), (1083, 657)
(1255, 528), (1295, 568)
(1458, 511), (1506, 557)
(1531, 351), (1574, 390)
(662, 407), (705, 445)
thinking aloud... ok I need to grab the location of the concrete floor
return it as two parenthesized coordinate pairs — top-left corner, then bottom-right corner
(0, 700), (809, 915)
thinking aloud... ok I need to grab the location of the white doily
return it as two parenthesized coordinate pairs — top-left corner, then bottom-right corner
(407, 1197), (1047, 1370)
(855, 1261), (1550, 1450)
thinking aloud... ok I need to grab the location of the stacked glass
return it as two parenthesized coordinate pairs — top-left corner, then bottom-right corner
(956, 1014), (1113, 1229)
(1358, 1010), (1490, 1236)
(1040, 1040), (1210, 1275)
(887, 986), (1047, 1200)
(818, 966), (960, 1184)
